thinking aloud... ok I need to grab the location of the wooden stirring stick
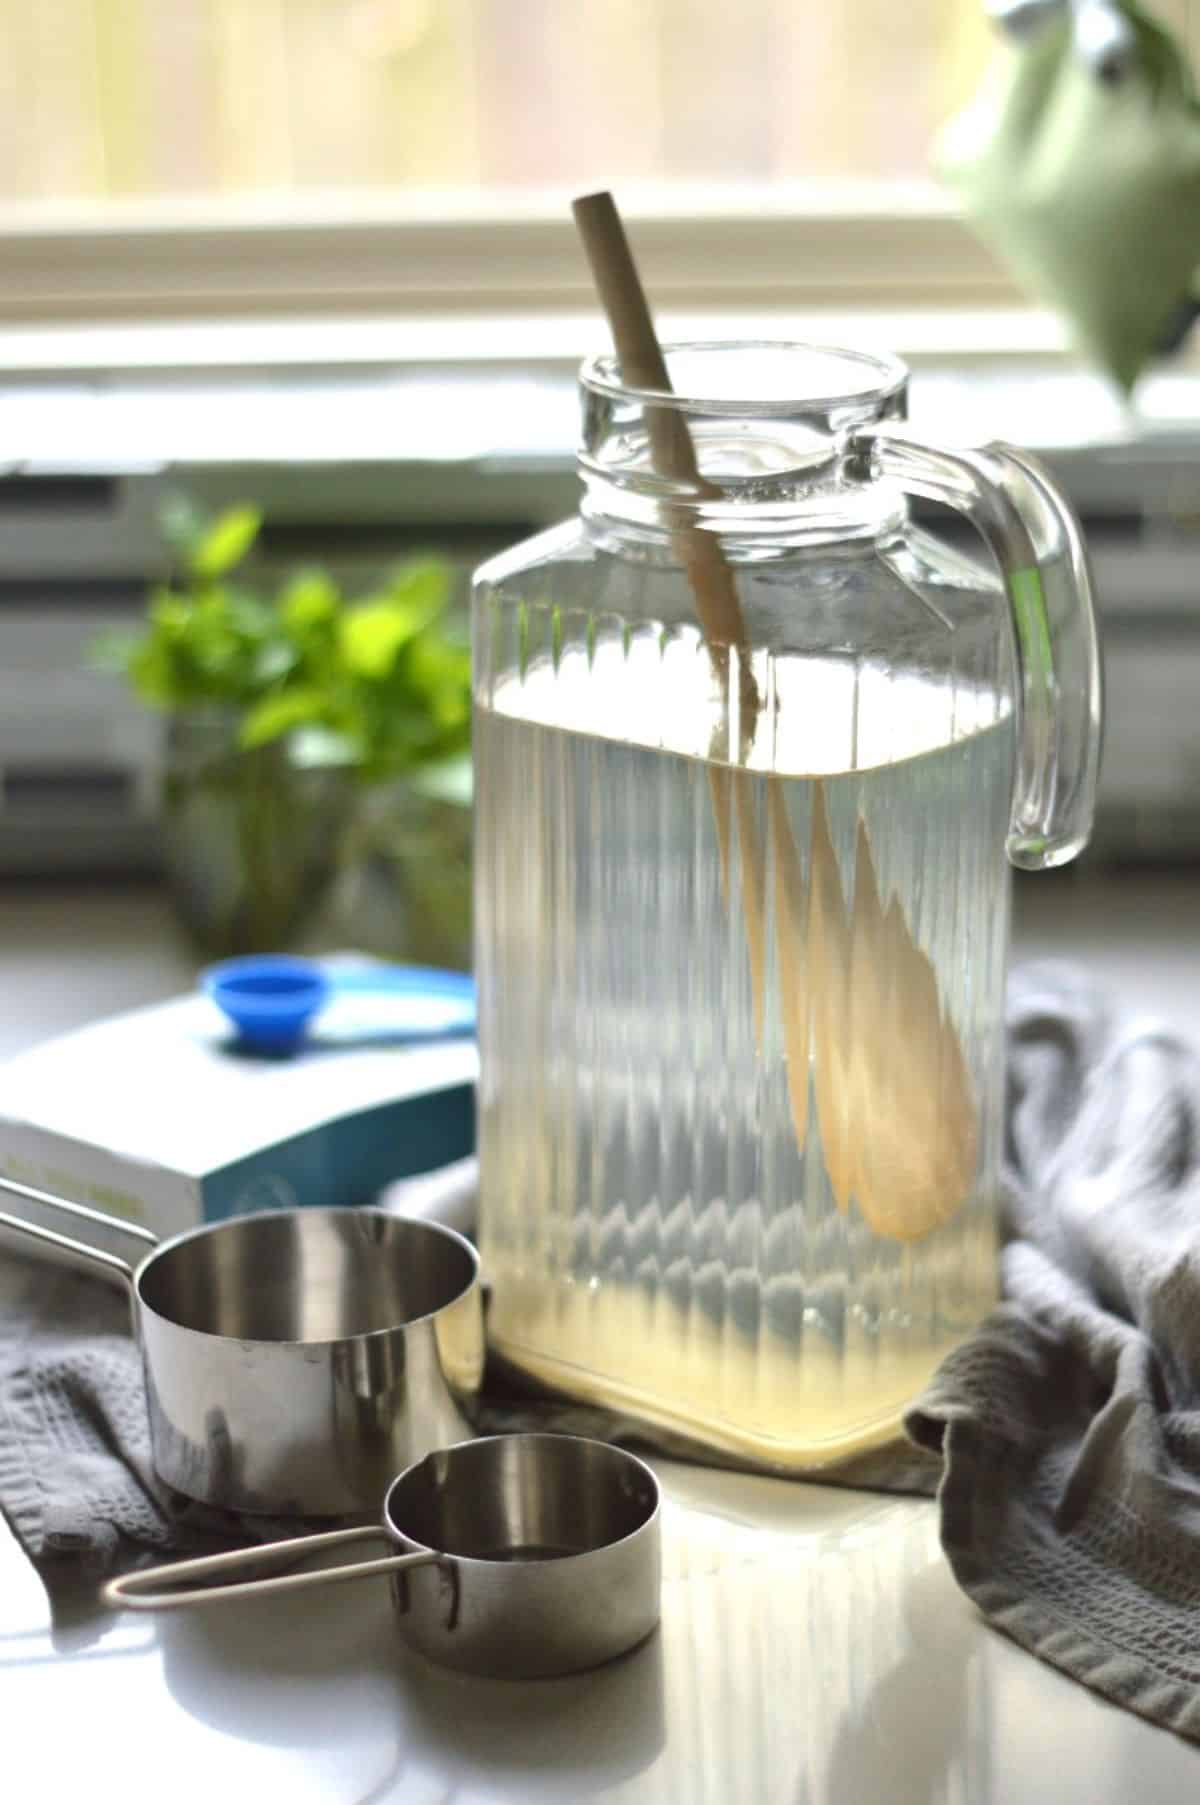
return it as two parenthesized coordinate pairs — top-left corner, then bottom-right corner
(570, 190), (977, 1241)
(571, 192), (755, 670)
(811, 794), (979, 1242)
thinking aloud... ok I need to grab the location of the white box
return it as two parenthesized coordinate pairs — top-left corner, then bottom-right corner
(0, 988), (477, 1240)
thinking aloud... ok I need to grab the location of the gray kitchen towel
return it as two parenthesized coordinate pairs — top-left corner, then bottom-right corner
(0, 1258), (168, 1568)
(0, 1260), (314, 1580)
(907, 961), (1200, 1745)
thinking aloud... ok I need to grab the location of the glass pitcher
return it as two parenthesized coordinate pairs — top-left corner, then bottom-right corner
(471, 342), (1101, 1473)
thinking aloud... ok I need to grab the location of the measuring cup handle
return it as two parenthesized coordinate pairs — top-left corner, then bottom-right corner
(0, 1173), (159, 1286)
(103, 1525), (441, 1612)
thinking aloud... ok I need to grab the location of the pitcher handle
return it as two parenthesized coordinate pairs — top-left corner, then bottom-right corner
(0, 1172), (159, 1286)
(845, 425), (1103, 872)
(104, 1524), (440, 1611)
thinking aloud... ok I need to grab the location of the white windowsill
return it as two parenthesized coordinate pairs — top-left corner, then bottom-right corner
(1, 322), (1199, 475)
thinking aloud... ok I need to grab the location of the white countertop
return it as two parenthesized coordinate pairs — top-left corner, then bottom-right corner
(7, 1461), (1200, 1805)
(3, 874), (1200, 1804)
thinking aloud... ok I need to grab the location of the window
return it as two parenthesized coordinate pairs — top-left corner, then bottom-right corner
(0, 2), (1195, 342)
(4, 2), (990, 204)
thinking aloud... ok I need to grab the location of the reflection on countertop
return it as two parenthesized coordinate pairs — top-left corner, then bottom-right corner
(6, 1453), (1200, 1805)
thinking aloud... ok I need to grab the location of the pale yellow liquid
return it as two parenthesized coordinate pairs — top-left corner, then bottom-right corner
(474, 621), (1010, 1469)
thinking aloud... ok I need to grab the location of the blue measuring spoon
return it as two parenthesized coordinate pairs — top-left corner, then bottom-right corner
(203, 955), (475, 1053)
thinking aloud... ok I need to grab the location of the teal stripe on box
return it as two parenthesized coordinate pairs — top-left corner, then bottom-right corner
(201, 1079), (474, 1220)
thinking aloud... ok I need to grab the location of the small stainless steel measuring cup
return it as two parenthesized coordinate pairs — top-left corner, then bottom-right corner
(105, 1433), (662, 1679)
(0, 1174), (483, 1518)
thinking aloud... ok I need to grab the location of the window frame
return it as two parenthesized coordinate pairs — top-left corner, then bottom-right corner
(0, 184), (1015, 325)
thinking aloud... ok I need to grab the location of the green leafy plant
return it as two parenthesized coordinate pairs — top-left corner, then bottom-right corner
(93, 499), (473, 961)
(96, 498), (471, 784)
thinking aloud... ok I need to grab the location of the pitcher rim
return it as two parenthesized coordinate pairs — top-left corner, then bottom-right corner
(579, 339), (909, 417)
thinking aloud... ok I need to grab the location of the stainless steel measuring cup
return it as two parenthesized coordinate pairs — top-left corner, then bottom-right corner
(0, 1174), (483, 1518)
(104, 1433), (662, 1679)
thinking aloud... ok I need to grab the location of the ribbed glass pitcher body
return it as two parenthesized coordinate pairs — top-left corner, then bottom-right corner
(472, 343), (1013, 1468)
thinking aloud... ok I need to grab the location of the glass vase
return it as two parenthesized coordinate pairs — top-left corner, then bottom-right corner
(162, 709), (351, 958)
